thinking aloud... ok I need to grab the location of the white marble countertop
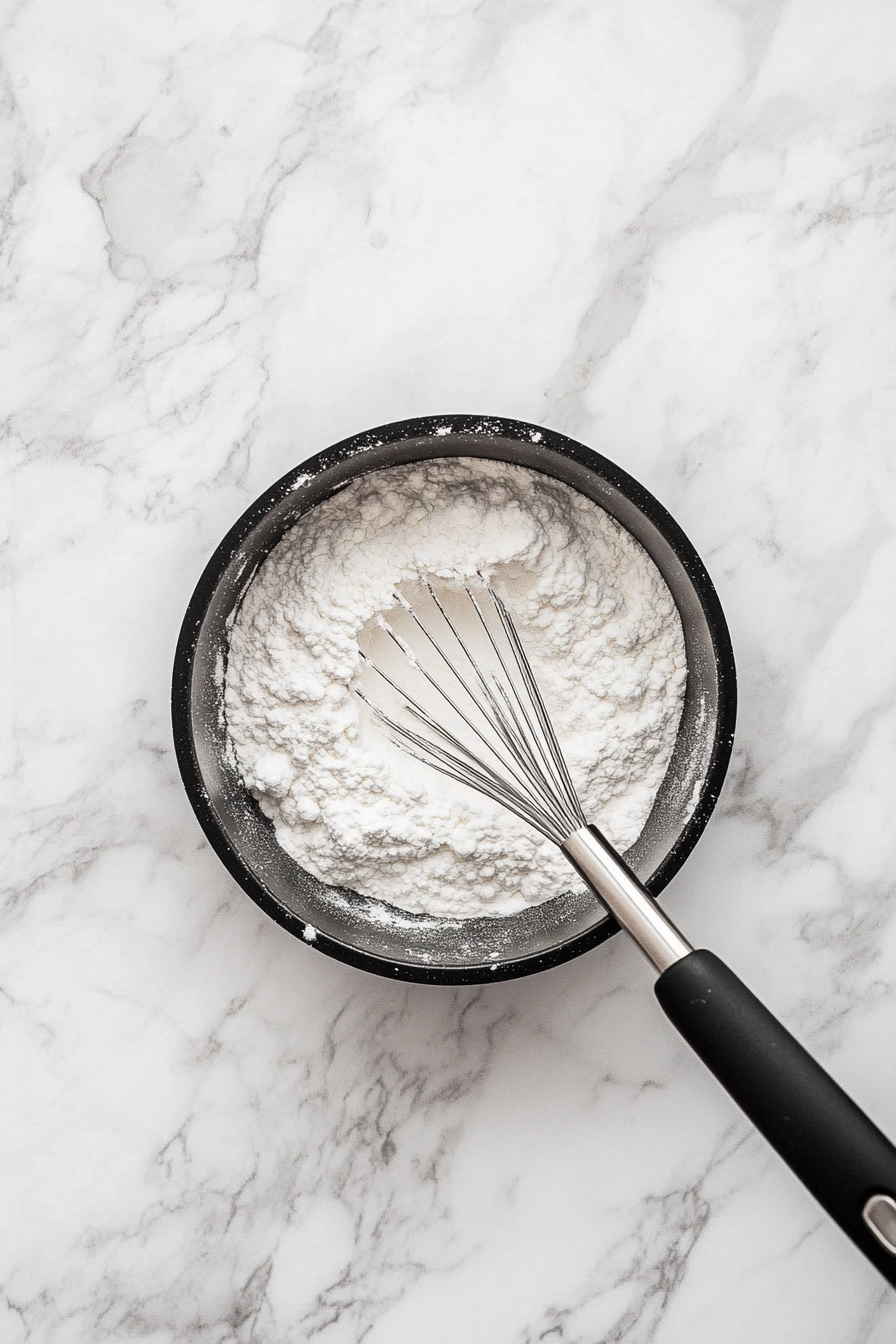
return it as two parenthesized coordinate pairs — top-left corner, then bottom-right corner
(5, 1), (896, 1338)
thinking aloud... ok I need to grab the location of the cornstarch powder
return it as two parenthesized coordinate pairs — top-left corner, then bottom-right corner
(224, 458), (686, 918)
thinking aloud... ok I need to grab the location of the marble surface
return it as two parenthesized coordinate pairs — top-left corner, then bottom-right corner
(4, 0), (896, 1338)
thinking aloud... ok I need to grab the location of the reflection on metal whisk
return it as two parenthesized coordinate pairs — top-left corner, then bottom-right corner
(356, 579), (586, 845)
(354, 577), (693, 974)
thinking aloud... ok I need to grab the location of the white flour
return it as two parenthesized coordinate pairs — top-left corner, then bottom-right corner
(224, 458), (686, 918)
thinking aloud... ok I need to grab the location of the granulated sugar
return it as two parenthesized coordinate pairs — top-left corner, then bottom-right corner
(224, 458), (686, 918)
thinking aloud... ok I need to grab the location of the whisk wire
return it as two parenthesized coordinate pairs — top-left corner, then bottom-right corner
(463, 586), (576, 817)
(357, 645), (573, 842)
(399, 582), (553, 805)
(416, 579), (582, 836)
(469, 597), (583, 830)
(383, 587), (572, 834)
(490, 590), (584, 822)
(353, 676), (567, 841)
(373, 605), (563, 829)
(356, 581), (587, 845)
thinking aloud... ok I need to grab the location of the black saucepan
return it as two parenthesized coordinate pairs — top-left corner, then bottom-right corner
(172, 414), (736, 983)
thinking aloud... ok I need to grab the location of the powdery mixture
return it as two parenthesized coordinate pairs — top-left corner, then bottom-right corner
(224, 458), (686, 918)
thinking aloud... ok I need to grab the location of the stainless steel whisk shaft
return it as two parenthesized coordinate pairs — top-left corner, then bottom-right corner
(355, 579), (691, 973)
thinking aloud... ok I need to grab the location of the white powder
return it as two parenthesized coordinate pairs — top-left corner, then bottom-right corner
(224, 458), (686, 918)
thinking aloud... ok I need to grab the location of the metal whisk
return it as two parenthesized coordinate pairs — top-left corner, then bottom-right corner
(352, 578), (896, 1287)
(355, 578), (691, 973)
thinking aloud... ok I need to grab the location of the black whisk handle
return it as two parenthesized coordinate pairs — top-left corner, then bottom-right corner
(656, 950), (896, 1288)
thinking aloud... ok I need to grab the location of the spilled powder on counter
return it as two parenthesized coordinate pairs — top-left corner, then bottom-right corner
(224, 458), (686, 918)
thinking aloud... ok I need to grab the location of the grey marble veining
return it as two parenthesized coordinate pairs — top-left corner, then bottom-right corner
(4, 0), (896, 1339)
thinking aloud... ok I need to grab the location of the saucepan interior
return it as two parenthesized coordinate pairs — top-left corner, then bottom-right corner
(172, 415), (736, 984)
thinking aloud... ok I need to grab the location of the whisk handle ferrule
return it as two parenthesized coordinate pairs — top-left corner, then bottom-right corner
(561, 825), (692, 973)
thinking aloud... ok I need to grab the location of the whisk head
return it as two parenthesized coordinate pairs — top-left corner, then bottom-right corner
(354, 578), (587, 846)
